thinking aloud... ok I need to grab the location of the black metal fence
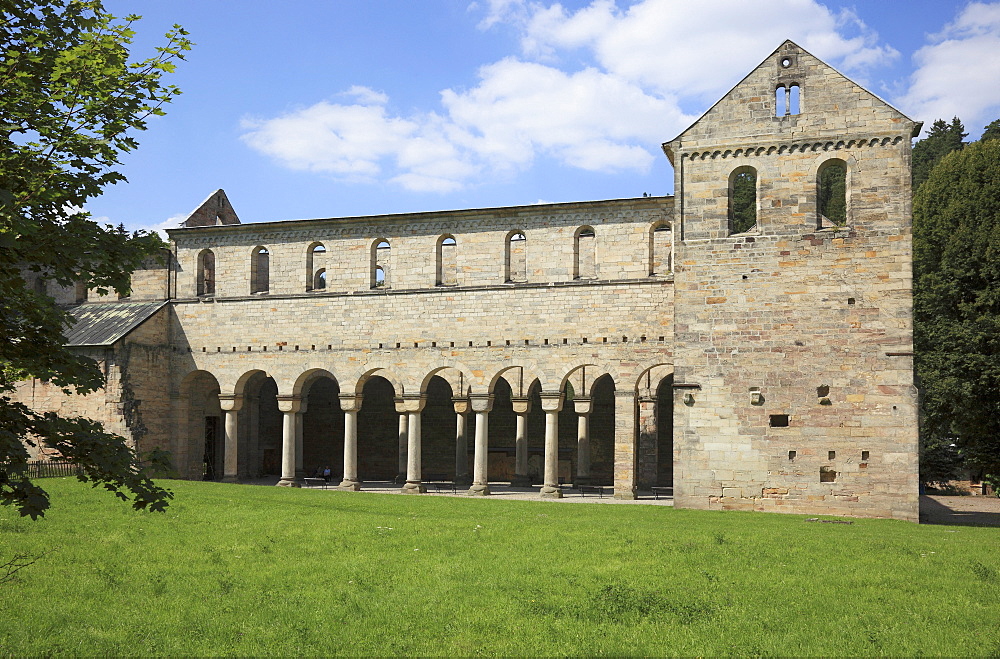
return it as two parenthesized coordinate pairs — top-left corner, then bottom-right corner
(3, 460), (81, 479)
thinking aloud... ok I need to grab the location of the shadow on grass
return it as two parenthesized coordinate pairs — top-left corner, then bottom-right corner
(919, 495), (1000, 527)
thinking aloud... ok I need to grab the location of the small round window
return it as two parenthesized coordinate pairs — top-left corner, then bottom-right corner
(780, 57), (792, 68)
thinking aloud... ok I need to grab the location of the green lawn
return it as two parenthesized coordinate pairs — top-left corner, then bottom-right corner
(1, 479), (998, 657)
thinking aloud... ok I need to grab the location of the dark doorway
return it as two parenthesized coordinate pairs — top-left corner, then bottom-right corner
(203, 416), (220, 480)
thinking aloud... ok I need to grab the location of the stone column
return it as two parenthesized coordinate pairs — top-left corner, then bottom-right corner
(338, 394), (362, 491)
(613, 389), (638, 500)
(219, 395), (243, 483)
(395, 403), (408, 484)
(276, 396), (302, 487)
(400, 395), (427, 494)
(540, 392), (564, 498)
(468, 394), (493, 496)
(637, 395), (658, 489)
(574, 398), (592, 486)
(510, 397), (532, 487)
(453, 399), (471, 487)
(294, 399), (308, 482)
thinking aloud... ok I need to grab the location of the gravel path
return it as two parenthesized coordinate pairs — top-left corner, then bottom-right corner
(920, 494), (1000, 527)
(247, 479), (1000, 523)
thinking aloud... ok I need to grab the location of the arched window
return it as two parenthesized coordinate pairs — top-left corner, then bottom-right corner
(197, 249), (215, 296)
(313, 268), (326, 290)
(505, 231), (526, 283)
(371, 239), (390, 289)
(250, 246), (269, 294)
(437, 235), (457, 286)
(729, 167), (758, 235)
(817, 159), (848, 228)
(574, 227), (596, 279)
(306, 242), (325, 291)
(649, 222), (672, 275)
(775, 83), (801, 117)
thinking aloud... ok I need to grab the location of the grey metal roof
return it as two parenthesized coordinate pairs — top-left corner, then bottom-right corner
(65, 301), (166, 347)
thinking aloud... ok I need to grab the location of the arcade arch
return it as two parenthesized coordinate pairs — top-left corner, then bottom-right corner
(171, 362), (672, 500)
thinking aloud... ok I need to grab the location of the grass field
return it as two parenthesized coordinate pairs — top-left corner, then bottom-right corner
(1, 479), (999, 657)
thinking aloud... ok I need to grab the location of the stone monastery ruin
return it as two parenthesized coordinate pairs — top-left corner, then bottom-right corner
(19, 42), (922, 521)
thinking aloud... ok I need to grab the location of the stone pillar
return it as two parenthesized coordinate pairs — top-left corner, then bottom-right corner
(574, 398), (592, 486)
(468, 394), (494, 496)
(453, 399), (471, 487)
(338, 394), (362, 491)
(637, 395), (658, 489)
(294, 399), (308, 481)
(219, 395), (243, 483)
(613, 390), (638, 500)
(400, 395), (427, 494)
(540, 392), (564, 498)
(395, 403), (408, 484)
(276, 396), (302, 487)
(510, 397), (532, 487)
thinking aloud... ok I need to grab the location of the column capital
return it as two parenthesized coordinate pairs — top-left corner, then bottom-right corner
(511, 397), (532, 415)
(539, 391), (564, 412)
(219, 395), (243, 412)
(339, 394), (363, 413)
(452, 398), (470, 414)
(469, 393), (494, 413)
(399, 394), (427, 413)
(276, 395), (302, 413)
(573, 398), (593, 415)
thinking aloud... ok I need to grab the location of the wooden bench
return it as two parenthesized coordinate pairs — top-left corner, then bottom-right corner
(578, 485), (607, 498)
(650, 486), (673, 500)
(303, 477), (328, 489)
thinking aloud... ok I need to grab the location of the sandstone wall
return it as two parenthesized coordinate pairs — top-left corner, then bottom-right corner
(666, 40), (919, 521)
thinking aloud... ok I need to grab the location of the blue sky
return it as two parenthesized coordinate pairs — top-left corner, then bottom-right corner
(92, 0), (1000, 233)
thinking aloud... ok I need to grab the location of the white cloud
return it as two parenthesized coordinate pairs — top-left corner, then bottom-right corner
(515, 0), (897, 98)
(241, 59), (682, 192)
(241, 0), (901, 192)
(241, 101), (421, 180)
(896, 2), (1000, 135)
(139, 214), (187, 241)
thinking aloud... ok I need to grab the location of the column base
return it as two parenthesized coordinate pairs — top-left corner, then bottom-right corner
(467, 483), (491, 496)
(400, 482), (426, 494)
(613, 488), (638, 500)
(454, 474), (472, 488)
(222, 475), (240, 484)
(276, 478), (301, 488)
(338, 480), (361, 491)
(393, 473), (407, 485)
(540, 485), (563, 499)
(510, 474), (532, 487)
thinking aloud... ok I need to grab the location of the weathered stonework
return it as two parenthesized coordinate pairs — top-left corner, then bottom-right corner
(664, 41), (919, 521)
(16, 41), (920, 521)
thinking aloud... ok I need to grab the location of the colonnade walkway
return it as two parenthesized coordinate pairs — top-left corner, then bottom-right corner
(238, 478), (675, 506)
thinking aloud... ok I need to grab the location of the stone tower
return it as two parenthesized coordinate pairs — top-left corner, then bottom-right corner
(664, 40), (921, 521)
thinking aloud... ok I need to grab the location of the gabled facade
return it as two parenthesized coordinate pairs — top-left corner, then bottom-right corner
(664, 41), (920, 520)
